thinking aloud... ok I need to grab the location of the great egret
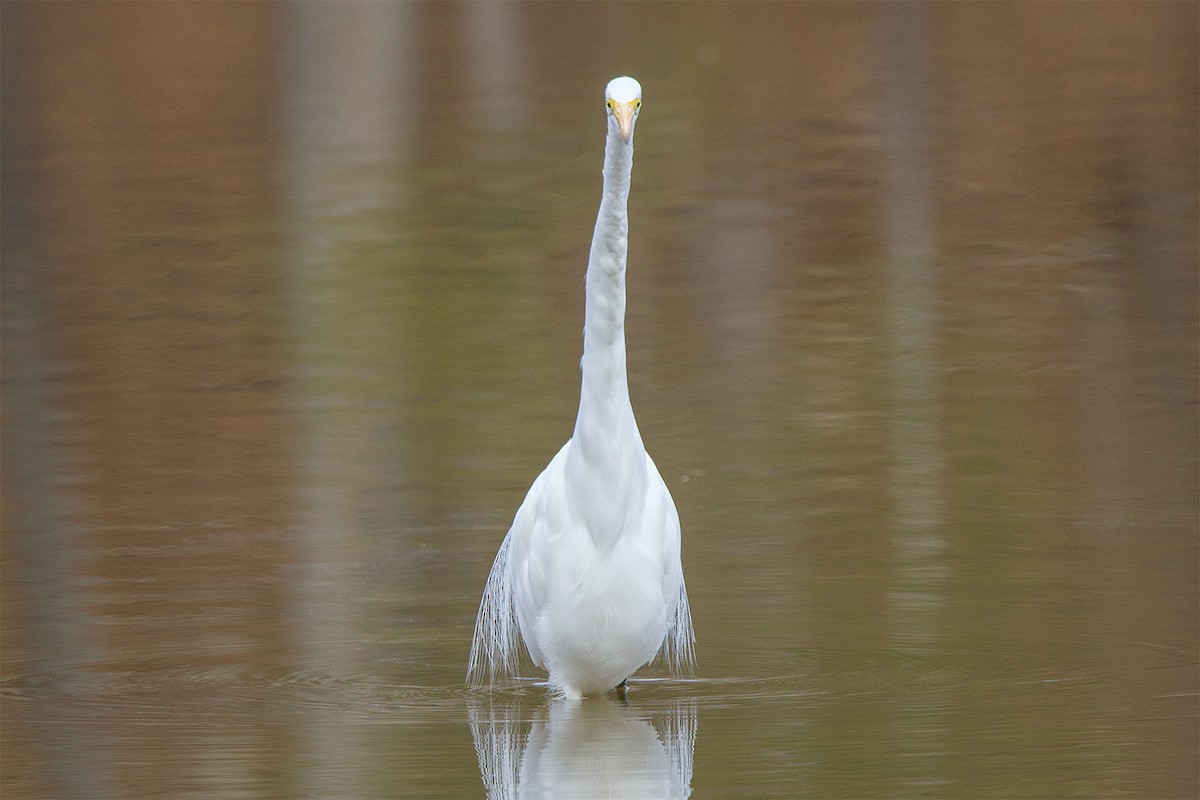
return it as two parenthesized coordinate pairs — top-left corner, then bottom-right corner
(468, 76), (695, 699)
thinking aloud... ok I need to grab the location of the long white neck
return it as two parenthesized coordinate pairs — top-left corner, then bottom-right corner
(568, 123), (645, 534)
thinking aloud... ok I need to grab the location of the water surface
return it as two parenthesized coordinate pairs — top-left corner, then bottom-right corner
(2, 3), (1197, 798)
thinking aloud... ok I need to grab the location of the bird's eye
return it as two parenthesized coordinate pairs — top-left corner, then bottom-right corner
(634, 100), (641, 110)
(606, 100), (614, 111)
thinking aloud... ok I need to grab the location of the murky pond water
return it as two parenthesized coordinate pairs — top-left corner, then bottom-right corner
(3, 3), (1197, 798)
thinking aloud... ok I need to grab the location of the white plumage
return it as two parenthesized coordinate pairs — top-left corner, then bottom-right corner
(468, 76), (695, 699)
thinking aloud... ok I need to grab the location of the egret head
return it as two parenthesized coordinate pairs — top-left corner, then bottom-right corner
(605, 76), (642, 144)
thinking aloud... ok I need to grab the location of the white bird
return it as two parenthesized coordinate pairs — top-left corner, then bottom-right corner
(468, 76), (695, 699)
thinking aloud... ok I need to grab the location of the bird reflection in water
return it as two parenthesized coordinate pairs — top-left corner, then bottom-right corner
(468, 693), (697, 799)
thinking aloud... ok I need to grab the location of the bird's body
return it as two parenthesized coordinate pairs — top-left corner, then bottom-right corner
(468, 77), (695, 699)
